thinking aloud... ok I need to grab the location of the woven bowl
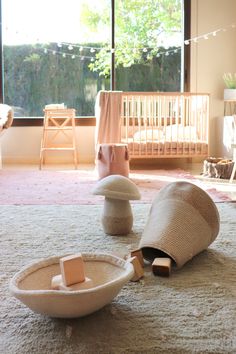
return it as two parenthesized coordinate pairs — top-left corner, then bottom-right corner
(9, 253), (134, 318)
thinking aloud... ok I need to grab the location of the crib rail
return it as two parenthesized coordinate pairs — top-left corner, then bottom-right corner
(120, 92), (209, 158)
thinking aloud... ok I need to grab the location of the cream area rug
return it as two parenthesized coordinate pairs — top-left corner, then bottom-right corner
(0, 203), (235, 354)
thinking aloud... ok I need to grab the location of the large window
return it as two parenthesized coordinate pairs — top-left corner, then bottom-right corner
(1, 0), (189, 118)
(115, 0), (184, 92)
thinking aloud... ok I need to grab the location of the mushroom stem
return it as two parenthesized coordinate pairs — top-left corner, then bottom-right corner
(102, 197), (133, 235)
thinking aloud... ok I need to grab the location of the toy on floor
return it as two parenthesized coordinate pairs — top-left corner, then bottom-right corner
(128, 256), (144, 282)
(152, 258), (172, 277)
(112, 248), (145, 282)
(51, 254), (93, 291)
(130, 248), (145, 267)
(10, 253), (134, 318)
(139, 181), (220, 273)
(93, 174), (141, 235)
(125, 249), (145, 282)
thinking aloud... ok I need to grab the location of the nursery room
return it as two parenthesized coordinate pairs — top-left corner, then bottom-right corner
(0, 0), (235, 353)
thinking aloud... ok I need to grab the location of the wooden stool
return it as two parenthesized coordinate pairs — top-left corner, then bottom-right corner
(39, 108), (78, 169)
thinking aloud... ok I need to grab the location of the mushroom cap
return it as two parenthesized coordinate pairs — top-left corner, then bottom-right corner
(93, 175), (141, 200)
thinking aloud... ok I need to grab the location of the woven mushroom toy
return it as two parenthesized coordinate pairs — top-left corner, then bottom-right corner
(92, 174), (141, 235)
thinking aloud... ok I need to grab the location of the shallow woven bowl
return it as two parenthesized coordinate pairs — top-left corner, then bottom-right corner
(9, 253), (134, 318)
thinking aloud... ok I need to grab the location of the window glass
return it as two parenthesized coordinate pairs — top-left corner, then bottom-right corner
(115, 0), (183, 92)
(2, 0), (110, 117)
(2, 0), (184, 118)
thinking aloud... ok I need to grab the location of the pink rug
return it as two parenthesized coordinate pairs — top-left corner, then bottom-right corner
(0, 168), (232, 205)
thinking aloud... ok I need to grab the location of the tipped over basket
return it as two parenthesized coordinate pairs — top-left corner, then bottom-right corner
(139, 181), (220, 268)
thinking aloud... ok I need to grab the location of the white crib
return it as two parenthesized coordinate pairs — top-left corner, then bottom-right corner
(120, 92), (209, 159)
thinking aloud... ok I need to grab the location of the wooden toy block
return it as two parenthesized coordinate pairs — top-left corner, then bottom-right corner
(131, 248), (144, 267)
(129, 256), (144, 282)
(60, 254), (85, 286)
(152, 257), (172, 277)
(51, 274), (93, 291)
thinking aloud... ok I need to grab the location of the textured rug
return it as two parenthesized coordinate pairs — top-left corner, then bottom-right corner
(0, 168), (233, 205)
(0, 203), (235, 354)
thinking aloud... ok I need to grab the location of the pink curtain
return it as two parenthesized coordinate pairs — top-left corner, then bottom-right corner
(95, 91), (123, 149)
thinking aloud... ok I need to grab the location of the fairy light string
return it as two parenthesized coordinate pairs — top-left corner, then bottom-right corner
(4, 22), (236, 62)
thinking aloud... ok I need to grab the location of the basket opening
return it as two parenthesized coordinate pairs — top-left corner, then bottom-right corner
(141, 247), (176, 266)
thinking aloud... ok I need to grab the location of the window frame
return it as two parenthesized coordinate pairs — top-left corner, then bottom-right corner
(0, 0), (190, 127)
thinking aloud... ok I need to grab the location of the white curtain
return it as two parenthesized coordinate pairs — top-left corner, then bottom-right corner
(95, 91), (123, 151)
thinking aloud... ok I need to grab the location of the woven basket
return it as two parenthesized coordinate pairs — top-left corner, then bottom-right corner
(9, 253), (134, 318)
(203, 157), (234, 179)
(139, 181), (220, 268)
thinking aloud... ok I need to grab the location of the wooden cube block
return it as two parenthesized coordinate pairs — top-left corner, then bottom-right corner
(152, 257), (172, 277)
(131, 248), (144, 267)
(51, 274), (93, 291)
(129, 256), (144, 282)
(60, 254), (85, 286)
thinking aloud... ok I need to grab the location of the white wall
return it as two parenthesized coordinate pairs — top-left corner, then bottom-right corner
(1, 126), (96, 165)
(2, 0), (236, 164)
(191, 0), (236, 157)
